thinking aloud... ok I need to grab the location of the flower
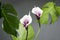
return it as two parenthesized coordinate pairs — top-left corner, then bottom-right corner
(20, 11), (32, 28)
(32, 6), (43, 19)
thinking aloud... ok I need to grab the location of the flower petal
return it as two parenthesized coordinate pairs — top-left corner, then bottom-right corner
(32, 6), (43, 16)
(20, 15), (28, 24)
(28, 11), (32, 25)
(20, 11), (32, 27)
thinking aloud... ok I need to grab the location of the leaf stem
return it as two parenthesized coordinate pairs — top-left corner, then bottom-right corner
(34, 27), (40, 40)
(26, 27), (28, 40)
(34, 19), (41, 40)
(38, 19), (41, 28)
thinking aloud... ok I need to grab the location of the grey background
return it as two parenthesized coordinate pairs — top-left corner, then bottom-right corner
(0, 0), (60, 40)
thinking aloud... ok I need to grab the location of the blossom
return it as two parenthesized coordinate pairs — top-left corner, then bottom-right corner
(20, 11), (32, 28)
(32, 6), (43, 19)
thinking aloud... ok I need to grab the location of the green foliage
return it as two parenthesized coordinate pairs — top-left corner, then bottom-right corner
(2, 4), (19, 36)
(40, 2), (60, 24)
(12, 23), (34, 40)
(55, 6), (60, 16)
(0, 2), (60, 40)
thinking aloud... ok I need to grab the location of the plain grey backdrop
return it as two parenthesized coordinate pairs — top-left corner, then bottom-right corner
(0, 0), (60, 40)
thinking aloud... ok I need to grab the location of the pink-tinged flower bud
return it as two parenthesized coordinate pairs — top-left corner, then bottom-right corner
(32, 6), (43, 20)
(20, 11), (32, 28)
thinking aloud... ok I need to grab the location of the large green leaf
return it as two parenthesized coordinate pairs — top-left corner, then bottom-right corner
(12, 23), (34, 40)
(2, 4), (19, 36)
(40, 2), (58, 24)
(55, 6), (60, 16)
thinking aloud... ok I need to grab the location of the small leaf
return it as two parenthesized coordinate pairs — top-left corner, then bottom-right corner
(2, 4), (19, 36)
(12, 23), (34, 40)
(40, 2), (58, 24)
(55, 6), (60, 16)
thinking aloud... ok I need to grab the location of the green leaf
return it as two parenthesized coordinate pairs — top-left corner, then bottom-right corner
(55, 6), (60, 16)
(12, 23), (34, 40)
(40, 2), (58, 24)
(2, 4), (19, 36)
(50, 7), (57, 24)
(2, 4), (18, 16)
